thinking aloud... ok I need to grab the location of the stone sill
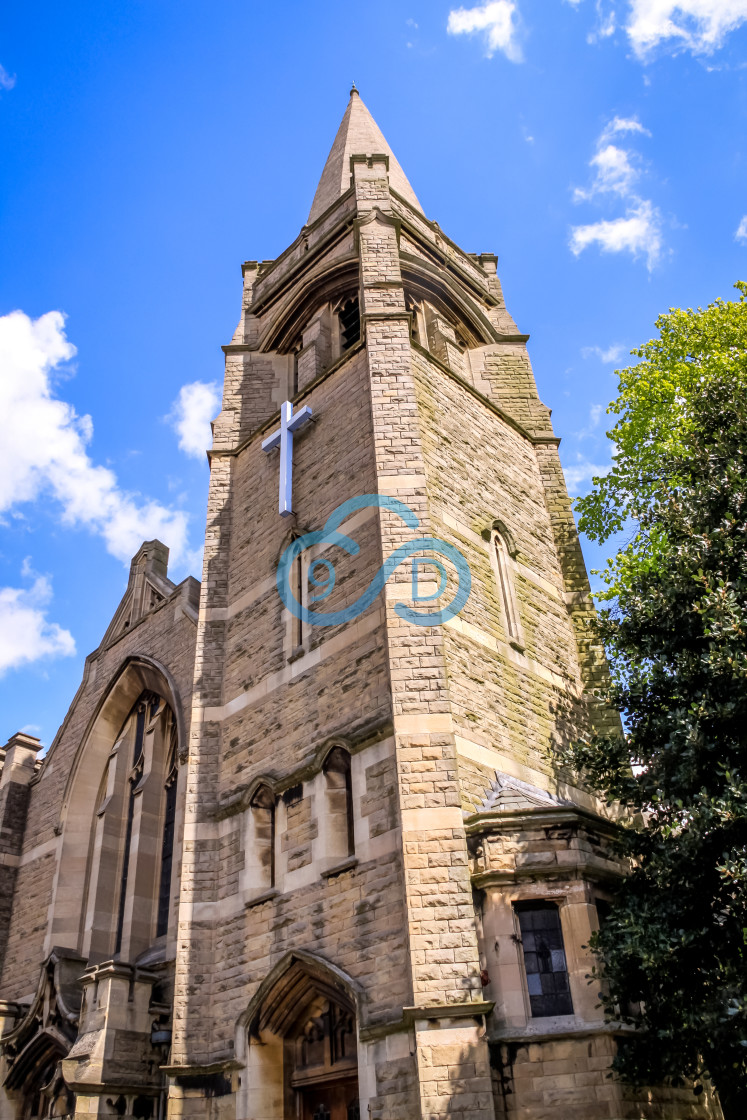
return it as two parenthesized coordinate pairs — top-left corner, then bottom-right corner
(244, 889), (279, 909)
(403, 1000), (494, 1024)
(487, 1018), (634, 1045)
(321, 857), (358, 879)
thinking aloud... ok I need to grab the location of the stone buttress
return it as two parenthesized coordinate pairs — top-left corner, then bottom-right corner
(168, 91), (717, 1120)
(0, 90), (719, 1120)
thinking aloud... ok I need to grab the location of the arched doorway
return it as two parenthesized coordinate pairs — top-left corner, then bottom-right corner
(238, 952), (362, 1120)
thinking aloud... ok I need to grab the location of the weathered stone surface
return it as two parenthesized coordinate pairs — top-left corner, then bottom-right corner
(0, 91), (719, 1120)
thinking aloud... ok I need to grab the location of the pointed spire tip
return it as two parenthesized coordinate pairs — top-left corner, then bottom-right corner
(307, 87), (423, 224)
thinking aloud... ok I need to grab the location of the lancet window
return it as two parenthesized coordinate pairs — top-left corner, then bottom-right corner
(251, 785), (276, 890)
(337, 297), (360, 351)
(322, 747), (355, 863)
(82, 689), (179, 962)
(286, 536), (308, 659)
(490, 526), (524, 649)
(156, 720), (178, 938)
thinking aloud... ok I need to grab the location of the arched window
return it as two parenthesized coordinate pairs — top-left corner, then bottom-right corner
(290, 337), (303, 397)
(490, 526), (524, 650)
(337, 298), (360, 351)
(291, 549), (305, 655)
(81, 689), (179, 962)
(286, 534), (308, 660)
(156, 720), (178, 938)
(243, 785), (276, 900)
(406, 296), (427, 349)
(322, 748), (355, 863)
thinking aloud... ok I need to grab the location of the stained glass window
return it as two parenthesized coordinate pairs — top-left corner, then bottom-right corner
(515, 902), (573, 1017)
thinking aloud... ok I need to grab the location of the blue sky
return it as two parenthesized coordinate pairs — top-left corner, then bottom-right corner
(1, 0), (746, 746)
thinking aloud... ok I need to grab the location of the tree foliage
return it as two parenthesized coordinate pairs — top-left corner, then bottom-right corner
(568, 283), (747, 1117)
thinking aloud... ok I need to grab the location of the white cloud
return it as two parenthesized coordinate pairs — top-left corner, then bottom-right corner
(574, 116), (651, 203)
(571, 118), (664, 269)
(447, 1), (747, 61)
(570, 200), (664, 268)
(167, 381), (221, 460)
(736, 215), (747, 243)
(0, 64), (15, 91)
(0, 310), (190, 567)
(589, 0), (617, 39)
(600, 115), (652, 143)
(0, 566), (75, 677)
(582, 343), (626, 362)
(574, 144), (640, 201)
(563, 455), (612, 494)
(626, 0), (747, 58)
(447, 1), (522, 60)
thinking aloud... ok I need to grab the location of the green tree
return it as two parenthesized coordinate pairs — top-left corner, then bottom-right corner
(568, 283), (747, 1118)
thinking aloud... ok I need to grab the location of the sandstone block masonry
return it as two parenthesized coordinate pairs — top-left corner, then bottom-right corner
(0, 89), (719, 1120)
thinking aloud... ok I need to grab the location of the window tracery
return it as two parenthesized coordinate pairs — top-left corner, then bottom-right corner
(81, 689), (179, 962)
(337, 297), (360, 351)
(156, 717), (178, 938)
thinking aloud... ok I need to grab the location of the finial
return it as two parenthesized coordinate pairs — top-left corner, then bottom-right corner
(350, 81), (358, 96)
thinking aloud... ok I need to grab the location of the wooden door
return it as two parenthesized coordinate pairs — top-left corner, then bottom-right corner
(299, 1077), (359, 1120)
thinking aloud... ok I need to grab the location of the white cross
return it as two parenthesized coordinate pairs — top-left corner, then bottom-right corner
(261, 400), (313, 517)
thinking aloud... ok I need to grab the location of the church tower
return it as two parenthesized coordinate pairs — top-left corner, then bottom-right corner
(165, 90), (710, 1120)
(0, 92), (723, 1120)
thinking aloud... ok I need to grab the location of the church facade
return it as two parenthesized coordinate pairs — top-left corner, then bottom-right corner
(0, 92), (717, 1120)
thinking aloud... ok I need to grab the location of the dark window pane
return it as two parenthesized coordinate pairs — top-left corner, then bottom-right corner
(515, 902), (574, 1017)
(339, 298), (360, 350)
(595, 898), (612, 928)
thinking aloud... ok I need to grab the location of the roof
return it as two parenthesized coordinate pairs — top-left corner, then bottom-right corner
(307, 87), (423, 224)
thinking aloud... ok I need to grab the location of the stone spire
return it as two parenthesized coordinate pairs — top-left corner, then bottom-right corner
(307, 87), (424, 224)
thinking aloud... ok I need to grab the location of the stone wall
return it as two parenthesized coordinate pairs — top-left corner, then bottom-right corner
(0, 579), (198, 1002)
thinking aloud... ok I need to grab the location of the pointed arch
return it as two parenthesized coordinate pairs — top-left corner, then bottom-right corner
(56, 655), (186, 815)
(46, 657), (186, 961)
(488, 522), (524, 650)
(401, 261), (499, 349)
(242, 783), (277, 899)
(491, 518), (518, 559)
(260, 260), (361, 354)
(1, 950), (83, 1119)
(321, 747), (355, 861)
(236, 954), (363, 1120)
(238, 951), (362, 1043)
